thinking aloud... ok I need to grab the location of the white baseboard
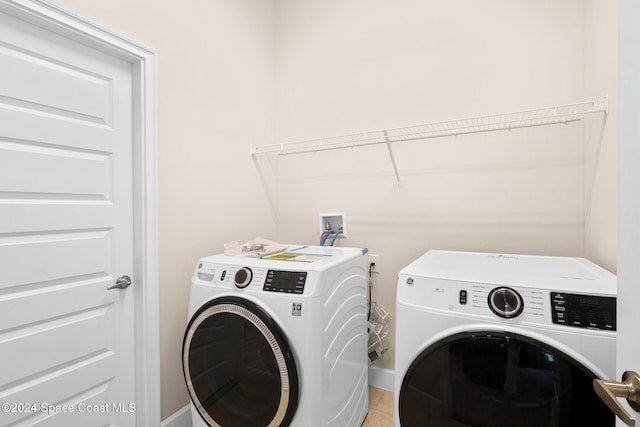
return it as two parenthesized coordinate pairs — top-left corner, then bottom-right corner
(368, 366), (395, 391)
(161, 404), (191, 427)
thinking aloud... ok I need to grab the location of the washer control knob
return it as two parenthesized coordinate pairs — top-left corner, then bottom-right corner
(488, 287), (524, 318)
(234, 267), (253, 288)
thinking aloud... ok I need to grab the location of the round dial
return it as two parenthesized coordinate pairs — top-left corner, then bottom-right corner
(234, 267), (253, 288)
(488, 287), (524, 318)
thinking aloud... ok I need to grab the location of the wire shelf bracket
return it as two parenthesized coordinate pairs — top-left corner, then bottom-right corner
(250, 97), (608, 184)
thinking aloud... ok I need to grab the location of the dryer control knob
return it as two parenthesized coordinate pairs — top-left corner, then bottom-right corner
(234, 267), (253, 288)
(488, 287), (524, 318)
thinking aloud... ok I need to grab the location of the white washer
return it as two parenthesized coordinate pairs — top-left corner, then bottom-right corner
(183, 245), (369, 427)
(395, 250), (617, 427)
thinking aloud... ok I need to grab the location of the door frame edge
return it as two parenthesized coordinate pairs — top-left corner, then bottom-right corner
(0, 1), (161, 425)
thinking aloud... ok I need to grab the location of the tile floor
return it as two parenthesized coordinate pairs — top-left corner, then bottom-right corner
(362, 386), (394, 427)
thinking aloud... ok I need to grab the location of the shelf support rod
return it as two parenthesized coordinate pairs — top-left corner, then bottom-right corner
(383, 130), (401, 184)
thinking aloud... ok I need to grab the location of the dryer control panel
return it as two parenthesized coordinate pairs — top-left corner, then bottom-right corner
(550, 292), (616, 331)
(398, 275), (615, 331)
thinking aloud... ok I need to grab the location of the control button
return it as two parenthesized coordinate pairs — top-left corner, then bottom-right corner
(220, 270), (227, 281)
(459, 290), (467, 305)
(488, 287), (524, 319)
(234, 267), (253, 288)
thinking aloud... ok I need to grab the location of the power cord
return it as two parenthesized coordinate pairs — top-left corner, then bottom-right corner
(368, 261), (377, 321)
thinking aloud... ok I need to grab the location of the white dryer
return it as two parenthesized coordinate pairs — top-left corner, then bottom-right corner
(395, 250), (617, 427)
(182, 245), (369, 427)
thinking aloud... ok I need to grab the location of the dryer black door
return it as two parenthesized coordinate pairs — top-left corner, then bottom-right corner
(399, 331), (614, 427)
(182, 296), (299, 427)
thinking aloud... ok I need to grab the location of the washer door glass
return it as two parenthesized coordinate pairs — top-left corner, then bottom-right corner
(399, 331), (614, 427)
(183, 297), (299, 427)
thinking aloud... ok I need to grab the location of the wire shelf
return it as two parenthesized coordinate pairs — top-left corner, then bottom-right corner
(251, 97), (608, 183)
(251, 98), (608, 157)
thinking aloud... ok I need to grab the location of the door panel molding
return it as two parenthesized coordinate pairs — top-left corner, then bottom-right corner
(0, 1), (160, 425)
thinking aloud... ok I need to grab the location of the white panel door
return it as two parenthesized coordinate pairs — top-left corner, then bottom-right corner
(0, 9), (136, 427)
(614, 1), (640, 426)
(591, 1), (640, 426)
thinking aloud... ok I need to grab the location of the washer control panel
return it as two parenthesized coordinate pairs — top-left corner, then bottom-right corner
(263, 270), (307, 294)
(551, 292), (616, 331)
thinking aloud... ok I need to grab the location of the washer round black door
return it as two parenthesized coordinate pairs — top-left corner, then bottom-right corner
(399, 331), (614, 427)
(183, 296), (299, 427)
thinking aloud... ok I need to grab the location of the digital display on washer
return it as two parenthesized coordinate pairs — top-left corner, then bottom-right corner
(263, 270), (307, 294)
(550, 292), (616, 331)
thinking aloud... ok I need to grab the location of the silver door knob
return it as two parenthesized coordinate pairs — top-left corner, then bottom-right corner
(593, 371), (640, 426)
(107, 275), (132, 290)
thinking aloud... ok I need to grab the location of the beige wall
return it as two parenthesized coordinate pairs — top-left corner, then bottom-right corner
(584, 0), (619, 272)
(50, 0), (619, 419)
(53, 0), (277, 420)
(273, 0), (618, 374)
